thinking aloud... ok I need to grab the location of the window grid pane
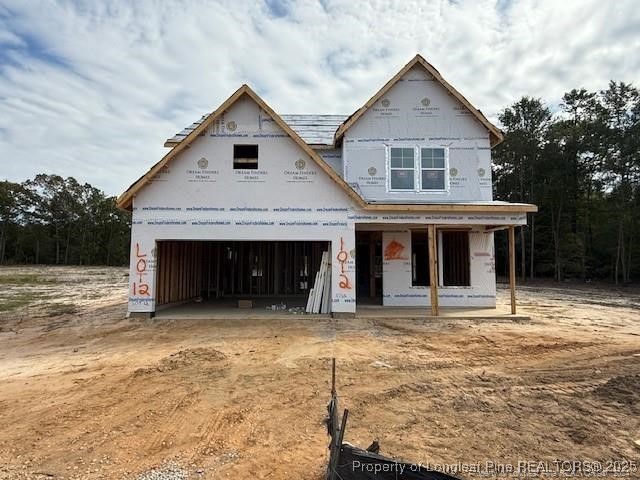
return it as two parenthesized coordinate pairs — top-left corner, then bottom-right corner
(390, 147), (415, 190)
(420, 147), (446, 190)
(422, 170), (445, 190)
(404, 157), (413, 168)
(391, 169), (415, 190)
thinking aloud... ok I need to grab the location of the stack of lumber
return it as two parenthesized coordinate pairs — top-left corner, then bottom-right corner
(306, 251), (331, 314)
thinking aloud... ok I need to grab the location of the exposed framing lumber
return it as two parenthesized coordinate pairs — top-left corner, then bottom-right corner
(334, 54), (504, 147)
(369, 236), (376, 298)
(306, 250), (332, 314)
(484, 225), (511, 233)
(321, 257), (332, 314)
(428, 225), (439, 316)
(508, 226), (516, 315)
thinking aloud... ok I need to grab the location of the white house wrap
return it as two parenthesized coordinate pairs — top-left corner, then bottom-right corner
(118, 55), (536, 317)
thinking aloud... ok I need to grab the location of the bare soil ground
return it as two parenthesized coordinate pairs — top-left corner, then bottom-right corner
(0, 266), (639, 479)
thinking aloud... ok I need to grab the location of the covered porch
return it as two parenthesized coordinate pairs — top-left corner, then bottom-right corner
(424, 224), (520, 316)
(354, 222), (522, 316)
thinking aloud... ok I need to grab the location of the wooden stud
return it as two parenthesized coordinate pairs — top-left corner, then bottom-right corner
(369, 233), (376, 298)
(167, 242), (172, 304)
(178, 241), (183, 301)
(215, 242), (221, 298)
(177, 243), (182, 301)
(428, 225), (439, 316)
(174, 242), (178, 303)
(180, 243), (185, 301)
(191, 242), (196, 297)
(508, 226), (516, 315)
(161, 242), (167, 305)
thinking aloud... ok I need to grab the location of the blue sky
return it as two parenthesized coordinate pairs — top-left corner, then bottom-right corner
(1, 0), (639, 196)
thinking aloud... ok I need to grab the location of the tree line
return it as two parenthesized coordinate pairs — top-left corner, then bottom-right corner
(494, 81), (640, 284)
(0, 174), (130, 266)
(1, 81), (639, 282)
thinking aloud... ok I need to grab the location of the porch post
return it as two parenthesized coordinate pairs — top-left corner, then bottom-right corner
(508, 226), (516, 314)
(428, 225), (439, 316)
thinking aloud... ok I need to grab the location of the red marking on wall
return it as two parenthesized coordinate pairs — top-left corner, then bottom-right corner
(336, 237), (352, 290)
(132, 242), (150, 296)
(384, 239), (407, 260)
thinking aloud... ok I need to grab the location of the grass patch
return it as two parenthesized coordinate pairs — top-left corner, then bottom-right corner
(46, 303), (79, 317)
(0, 292), (42, 312)
(0, 274), (60, 285)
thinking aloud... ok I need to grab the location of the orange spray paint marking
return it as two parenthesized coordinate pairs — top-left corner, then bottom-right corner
(383, 239), (407, 260)
(336, 237), (352, 290)
(135, 243), (147, 258)
(338, 274), (352, 290)
(132, 242), (150, 296)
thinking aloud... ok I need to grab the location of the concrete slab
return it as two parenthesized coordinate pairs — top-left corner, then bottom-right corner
(153, 298), (529, 321)
(356, 304), (530, 321)
(154, 297), (328, 320)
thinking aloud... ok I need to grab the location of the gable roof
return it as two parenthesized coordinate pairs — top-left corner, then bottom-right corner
(116, 85), (367, 211)
(117, 60), (535, 215)
(334, 54), (504, 147)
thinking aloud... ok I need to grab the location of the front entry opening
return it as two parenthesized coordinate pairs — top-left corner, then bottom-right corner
(355, 231), (382, 305)
(155, 240), (329, 308)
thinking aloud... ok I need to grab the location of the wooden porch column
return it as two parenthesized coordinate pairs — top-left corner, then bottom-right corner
(508, 226), (516, 314)
(428, 225), (439, 316)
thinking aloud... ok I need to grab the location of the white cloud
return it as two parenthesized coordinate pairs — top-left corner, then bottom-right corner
(0, 0), (638, 195)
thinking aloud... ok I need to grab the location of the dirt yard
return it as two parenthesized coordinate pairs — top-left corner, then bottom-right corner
(0, 266), (639, 479)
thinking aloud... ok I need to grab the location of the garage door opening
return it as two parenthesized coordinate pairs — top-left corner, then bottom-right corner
(155, 240), (330, 313)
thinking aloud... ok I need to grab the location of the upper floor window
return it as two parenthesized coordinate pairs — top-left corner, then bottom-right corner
(387, 146), (448, 192)
(233, 144), (258, 169)
(389, 148), (415, 190)
(421, 148), (446, 190)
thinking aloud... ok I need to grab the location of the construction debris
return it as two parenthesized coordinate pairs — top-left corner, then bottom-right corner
(326, 359), (460, 480)
(306, 250), (331, 314)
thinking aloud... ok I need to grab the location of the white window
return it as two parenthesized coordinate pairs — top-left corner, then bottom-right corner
(389, 147), (415, 190)
(387, 146), (448, 192)
(420, 148), (446, 190)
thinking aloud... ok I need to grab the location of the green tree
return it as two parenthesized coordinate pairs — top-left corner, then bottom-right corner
(594, 81), (640, 283)
(1, 174), (130, 266)
(493, 97), (551, 280)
